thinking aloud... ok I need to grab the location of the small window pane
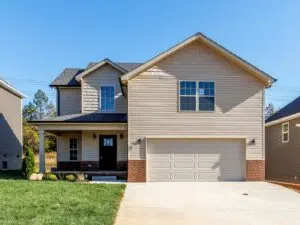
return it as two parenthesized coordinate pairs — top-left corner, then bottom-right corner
(180, 96), (196, 111)
(104, 138), (113, 146)
(180, 81), (196, 96)
(70, 150), (78, 160)
(283, 124), (289, 132)
(199, 97), (215, 111)
(70, 138), (78, 150)
(283, 133), (289, 142)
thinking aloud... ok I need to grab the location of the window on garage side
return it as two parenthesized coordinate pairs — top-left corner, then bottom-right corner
(70, 138), (78, 160)
(179, 81), (196, 111)
(179, 81), (215, 111)
(282, 122), (289, 143)
(198, 81), (215, 111)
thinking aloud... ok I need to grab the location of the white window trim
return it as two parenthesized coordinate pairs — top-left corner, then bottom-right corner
(99, 85), (115, 113)
(69, 138), (78, 161)
(178, 80), (216, 112)
(282, 122), (289, 143)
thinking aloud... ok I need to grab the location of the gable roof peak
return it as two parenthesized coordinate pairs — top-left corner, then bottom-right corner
(120, 32), (276, 86)
(75, 58), (127, 82)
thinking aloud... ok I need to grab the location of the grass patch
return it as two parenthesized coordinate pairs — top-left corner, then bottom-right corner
(0, 180), (125, 225)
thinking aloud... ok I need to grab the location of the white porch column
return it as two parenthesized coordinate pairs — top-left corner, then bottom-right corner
(38, 129), (45, 173)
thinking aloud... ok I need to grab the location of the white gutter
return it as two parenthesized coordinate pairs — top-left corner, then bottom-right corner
(0, 80), (26, 98)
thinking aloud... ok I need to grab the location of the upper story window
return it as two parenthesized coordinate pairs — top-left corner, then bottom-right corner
(179, 81), (215, 111)
(69, 138), (78, 161)
(282, 122), (289, 143)
(100, 86), (115, 112)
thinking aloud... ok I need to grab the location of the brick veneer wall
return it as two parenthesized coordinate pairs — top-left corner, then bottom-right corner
(246, 160), (265, 181)
(128, 160), (146, 182)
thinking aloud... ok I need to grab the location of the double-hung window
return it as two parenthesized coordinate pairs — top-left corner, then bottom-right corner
(69, 138), (78, 161)
(179, 81), (197, 110)
(100, 86), (115, 112)
(179, 81), (215, 111)
(282, 122), (289, 143)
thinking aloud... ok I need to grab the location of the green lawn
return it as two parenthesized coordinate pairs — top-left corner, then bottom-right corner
(0, 172), (125, 225)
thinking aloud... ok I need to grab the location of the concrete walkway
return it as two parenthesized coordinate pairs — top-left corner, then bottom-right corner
(115, 182), (300, 225)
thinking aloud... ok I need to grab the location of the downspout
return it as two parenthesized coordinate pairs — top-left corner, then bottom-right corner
(56, 88), (60, 116)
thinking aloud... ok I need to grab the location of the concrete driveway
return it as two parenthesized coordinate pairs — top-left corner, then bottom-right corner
(115, 182), (300, 225)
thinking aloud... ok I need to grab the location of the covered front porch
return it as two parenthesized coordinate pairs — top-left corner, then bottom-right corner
(31, 113), (128, 178)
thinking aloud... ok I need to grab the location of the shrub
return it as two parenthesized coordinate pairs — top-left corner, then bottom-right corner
(22, 147), (35, 180)
(65, 174), (76, 182)
(43, 173), (57, 181)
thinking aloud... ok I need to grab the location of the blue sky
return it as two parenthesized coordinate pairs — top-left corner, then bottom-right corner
(0, 1), (299, 110)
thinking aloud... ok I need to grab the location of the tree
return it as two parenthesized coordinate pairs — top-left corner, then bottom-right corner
(23, 122), (39, 152)
(265, 103), (276, 119)
(23, 102), (37, 121)
(23, 89), (57, 153)
(22, 146), (35, 179)
(33, 89), (54, 119)
(46, 101), (56, 118)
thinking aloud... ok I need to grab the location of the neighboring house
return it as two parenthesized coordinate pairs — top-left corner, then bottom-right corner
(0, 78), (26, 170)
(265, 97), (300, 181)
(31, 33), (276, 182)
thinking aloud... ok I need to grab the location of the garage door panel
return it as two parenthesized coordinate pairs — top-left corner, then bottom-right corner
(149, 173), (171, 181)
(174, 162), (196, 169)
(150, 161), (172, 169)
(174, 173), (195, 180)
(147, 139), (245, 182)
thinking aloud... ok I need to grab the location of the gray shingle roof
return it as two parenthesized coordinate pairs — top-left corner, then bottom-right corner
(30, 113), (127, 123)
(51, 61), (142, 87)
(50, 68), (84, 87)
(266, 96), (300, 123)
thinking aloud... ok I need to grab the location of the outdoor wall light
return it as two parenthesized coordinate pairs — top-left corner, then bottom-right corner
(93, 134), (97, 140)
(120, 133), (124, 139)
(249, 138), (256, 145)
(137, 138), (142, 144)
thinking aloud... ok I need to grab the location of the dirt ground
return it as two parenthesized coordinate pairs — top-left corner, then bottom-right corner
(35, 152), (57, 172)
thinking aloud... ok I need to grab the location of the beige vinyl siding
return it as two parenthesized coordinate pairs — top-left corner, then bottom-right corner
(59, 88), (81, 115)
(57, 132), (82, 161)
(128, 40), (265, 160)
(81, 131), (128, 161)
(0, 87), (22, 170)
(266, 118), (300, 181)
(82, 64), (127, 113)
(147, 139), (246, 181)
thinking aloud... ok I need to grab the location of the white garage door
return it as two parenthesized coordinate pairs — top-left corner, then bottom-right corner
(147, 139), (245, 182)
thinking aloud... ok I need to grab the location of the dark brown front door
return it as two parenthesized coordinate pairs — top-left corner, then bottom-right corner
(99, 135), (117, 170)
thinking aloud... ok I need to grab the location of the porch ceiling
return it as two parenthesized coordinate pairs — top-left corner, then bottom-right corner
(34, 123), (127, 131)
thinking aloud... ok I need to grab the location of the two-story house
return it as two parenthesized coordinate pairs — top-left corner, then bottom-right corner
(31, 33), (276, 182)
(0, 78), (26, 170)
